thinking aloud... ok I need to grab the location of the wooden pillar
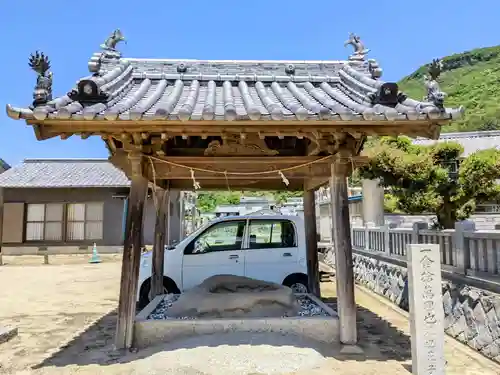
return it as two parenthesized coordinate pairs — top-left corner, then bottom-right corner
(0, 187), (4, 266)
(115, 154), (148, 350)
(303, 189), (320, 297)
(330, 160), (358, 348)
(179, 191), (185, 240)
(191, 193), (197, 233)
(151, 185), (169, 298)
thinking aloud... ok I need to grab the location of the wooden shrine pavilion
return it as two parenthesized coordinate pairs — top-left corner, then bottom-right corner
(5, 30), (463, 350)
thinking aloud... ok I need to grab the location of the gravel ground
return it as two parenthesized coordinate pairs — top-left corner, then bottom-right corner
(148, 294), (329, 320)
(1, 257), (500, 375)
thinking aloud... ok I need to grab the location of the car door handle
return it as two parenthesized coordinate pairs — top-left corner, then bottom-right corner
(228, 254), (239, 259)
(283, 252), (292, 257)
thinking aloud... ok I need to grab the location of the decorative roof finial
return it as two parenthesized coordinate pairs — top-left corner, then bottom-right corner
(423, 59), (446, 110)
(344, 33), (370, 61)
(28, 51), (53, 108)
(100, 29), (126, 53)
(368, 59), (382, 79)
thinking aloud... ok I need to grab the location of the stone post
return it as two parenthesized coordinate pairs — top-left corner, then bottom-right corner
(364, 225), (370, 252)
(412, 222), (428, 244)
(382, 225), (391, 256)
(454, 221), (475, 275)
(361, 179), (385, 227)
(407, 243), (445, 375)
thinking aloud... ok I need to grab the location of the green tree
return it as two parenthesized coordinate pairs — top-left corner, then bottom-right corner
(358, 136), (500, 229)
(196, 191), (240, 212)
(196, 190), (305, 212)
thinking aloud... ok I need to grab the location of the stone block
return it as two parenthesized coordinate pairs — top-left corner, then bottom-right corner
(481, 341), (500, 359)
(473, 302), (494, 349)
(456, 331), (467, 343)
(486, 308), (500, 340)
(442, 290), (453, 316)
(462, 301), (479, 342)
(444, 313), (458, 332)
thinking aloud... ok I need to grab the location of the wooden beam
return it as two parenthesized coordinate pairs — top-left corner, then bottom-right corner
(303, 189), (320, 297)
(142, 156), (336, 180)
(115, 154), (148, 350)
(330, 158), (358, 346)
(151, 186), (169, 298)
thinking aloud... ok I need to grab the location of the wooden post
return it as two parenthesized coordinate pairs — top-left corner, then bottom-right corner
(151, 186), (169, 298)
(115, 154), (148, 350)
(303, 189), (320, 297)
(0, 187), (4, 266)
(191, 193), (197, 233)
(330, 161), (361, 352)
(179, 191), (185, 240)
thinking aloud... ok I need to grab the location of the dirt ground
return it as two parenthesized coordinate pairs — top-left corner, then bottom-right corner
(0, 256), (499, 375)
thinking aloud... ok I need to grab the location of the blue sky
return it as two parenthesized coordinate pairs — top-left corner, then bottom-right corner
(0, 0), (498, 166)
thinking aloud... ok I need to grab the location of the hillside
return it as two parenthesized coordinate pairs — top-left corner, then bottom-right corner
(398, 45), (500, 132)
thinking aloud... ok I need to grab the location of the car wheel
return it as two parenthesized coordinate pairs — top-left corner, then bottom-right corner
(138, 278), (179, 310)
(289, 282), (308, 294)
(283, 274), (309, 294)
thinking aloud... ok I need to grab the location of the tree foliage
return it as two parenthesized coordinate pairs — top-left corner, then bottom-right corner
(359, 136), (500, 229)
(195, 190), (303, 213)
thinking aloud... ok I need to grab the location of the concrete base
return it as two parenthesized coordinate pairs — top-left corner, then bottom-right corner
(134, 293), (340, 349)
(339, 344), (364, 355)
(0, 326), (18, 344)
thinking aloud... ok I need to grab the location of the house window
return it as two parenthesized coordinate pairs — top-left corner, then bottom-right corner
(67, 202), (104, 240)
(26, 203), (64, 241)
(25, 202), (103, 242)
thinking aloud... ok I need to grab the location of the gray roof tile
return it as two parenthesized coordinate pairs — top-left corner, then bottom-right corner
(6, 52), (464, 123)
(413, 130), (500, 156)
(0, 159), (130, 188)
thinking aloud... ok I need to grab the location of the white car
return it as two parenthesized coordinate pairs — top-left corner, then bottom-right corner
(137, 215), (309, 307)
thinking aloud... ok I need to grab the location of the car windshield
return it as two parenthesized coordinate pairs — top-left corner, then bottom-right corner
(166, 219), (220, 249)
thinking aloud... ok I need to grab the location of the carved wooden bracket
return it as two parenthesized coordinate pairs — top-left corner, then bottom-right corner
(204, 134), (278, 156)
(128, 152), (144, 177)
(306, 132), (366, 157)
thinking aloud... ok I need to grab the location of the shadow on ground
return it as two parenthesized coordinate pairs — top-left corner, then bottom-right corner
(34, 295), (411, 369)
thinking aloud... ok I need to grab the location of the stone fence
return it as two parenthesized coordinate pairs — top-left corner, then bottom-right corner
(352, 221), (500, 280)
(346, 221), (500, 363)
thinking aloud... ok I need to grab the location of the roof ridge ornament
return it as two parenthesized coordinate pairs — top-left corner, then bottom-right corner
(28, 51), (53, 108)
(100, 29), (126, 58)
(367, 59), (382, 79)
(344, 33), (369, 61)
(423, 59), (446, 110)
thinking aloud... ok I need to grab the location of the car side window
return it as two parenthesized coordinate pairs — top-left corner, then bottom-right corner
(184, 220), (246, 255)
(247, 219), (297, 250)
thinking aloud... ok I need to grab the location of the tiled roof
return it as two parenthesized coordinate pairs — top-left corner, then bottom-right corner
(413, 130), (500, 156)
(0, 159), (130, 188)
(6, 45), (464, 123)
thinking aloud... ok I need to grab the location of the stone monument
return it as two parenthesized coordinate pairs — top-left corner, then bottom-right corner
(165, 274), (300, 319)
(407, 244), (445, 375)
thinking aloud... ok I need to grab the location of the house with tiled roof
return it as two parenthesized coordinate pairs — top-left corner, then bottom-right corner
(0, 159), (182, 255)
